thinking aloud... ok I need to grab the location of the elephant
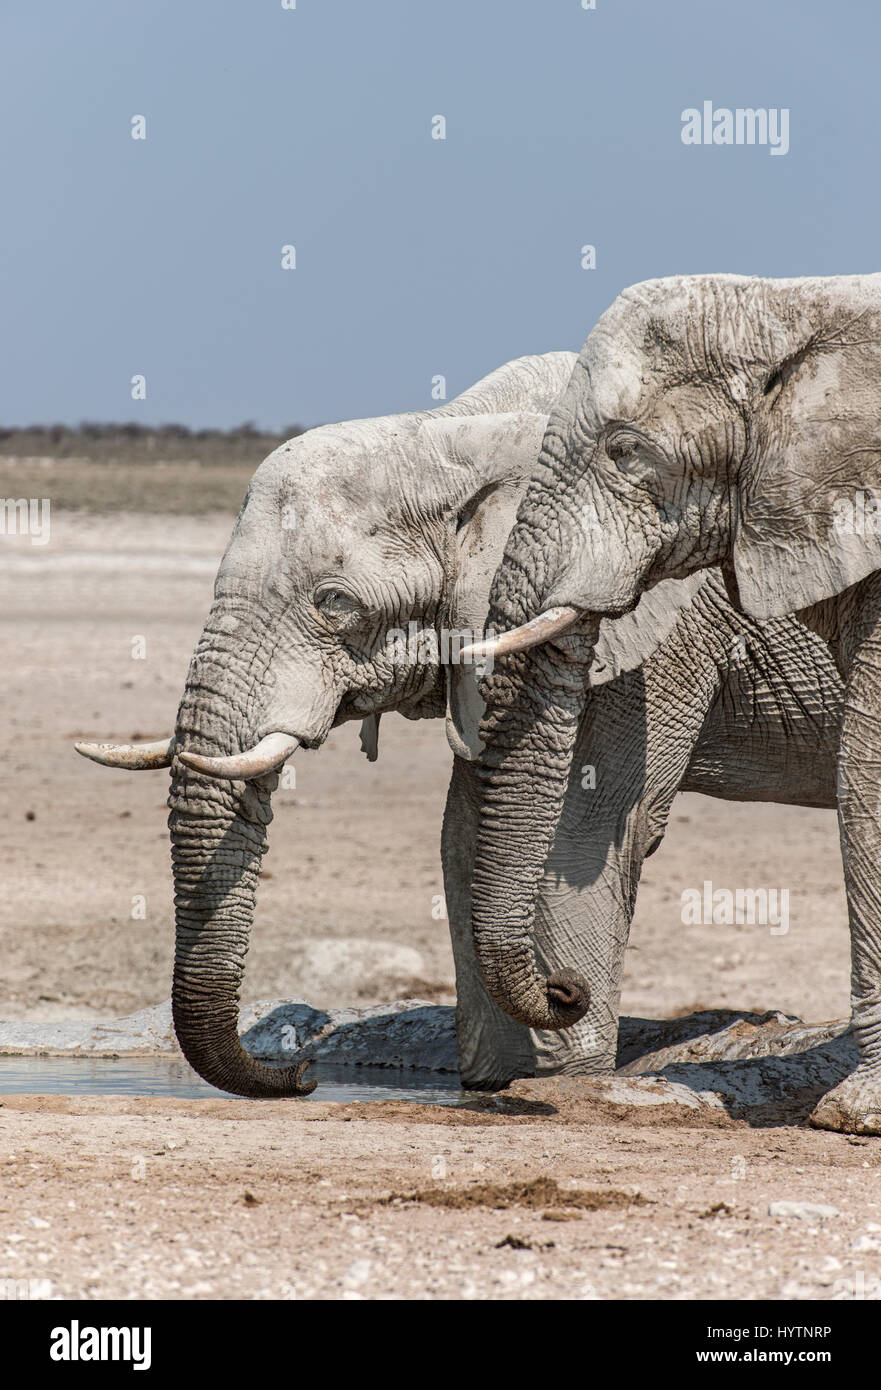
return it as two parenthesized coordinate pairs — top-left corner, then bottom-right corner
(470, 273), (881, 1132)
(75, 348), (843, 1096)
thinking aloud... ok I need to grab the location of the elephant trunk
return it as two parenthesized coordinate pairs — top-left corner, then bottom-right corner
(471, 640), (593, 1030)
(470, 432), (603, 1031)
(168, 632), (315, 1098)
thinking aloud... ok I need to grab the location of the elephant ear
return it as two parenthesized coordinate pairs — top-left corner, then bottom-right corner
(445, 575), (713, 752)
(732, 336), (881, 619)
(588, 572), (710, 687)
(418, 412), (549, 761)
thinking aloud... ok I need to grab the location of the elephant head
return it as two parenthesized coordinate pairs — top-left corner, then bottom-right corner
(497, 274), (881, 626)
(468, 272), (881, 1033)
(76, 353), (576, 1096)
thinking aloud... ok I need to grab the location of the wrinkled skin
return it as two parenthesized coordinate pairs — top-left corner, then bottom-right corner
(454, 571), (842, 1086)
(476, 273), (881, 1131)
(165, 347), (843, 1098)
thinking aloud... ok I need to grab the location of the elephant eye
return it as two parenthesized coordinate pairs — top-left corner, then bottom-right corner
(606, 431), (646, 471)
(314, 586), (365, 627)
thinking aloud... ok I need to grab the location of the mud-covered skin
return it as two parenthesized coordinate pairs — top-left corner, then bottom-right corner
(478, 274), (881, 1131)
(165, 343), (844, 1100)
(463, 568), (841, 1087)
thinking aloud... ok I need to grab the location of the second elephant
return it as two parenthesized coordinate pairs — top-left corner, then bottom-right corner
(474, 273), (881, 1130)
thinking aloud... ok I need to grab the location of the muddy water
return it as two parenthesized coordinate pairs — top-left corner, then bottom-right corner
(0, 1056), (469, 1105)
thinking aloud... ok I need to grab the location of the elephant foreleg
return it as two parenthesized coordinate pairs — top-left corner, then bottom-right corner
(811, 572), (881, 1128)
(811, 572), (881, 1134)
(530, 641), (721, 1078)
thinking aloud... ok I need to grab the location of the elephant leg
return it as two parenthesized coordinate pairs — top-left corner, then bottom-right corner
(812, 572), (881, 1134)
(529, 808), (635, 1077)
(445, 737), (649, 1085)
(442, 733), (658, 1086)
(525, 683), (653, 1077)
(442, 757), (537, 1088)
(531, 635), (725, 1077)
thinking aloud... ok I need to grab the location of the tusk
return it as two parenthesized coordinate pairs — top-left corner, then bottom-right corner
(176, 732), (299, 781)
(75, 737), (176, 770)
(456, 606), (582, 663)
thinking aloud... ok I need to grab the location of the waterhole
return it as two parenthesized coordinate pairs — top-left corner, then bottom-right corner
(0, 1056), (469, 1105)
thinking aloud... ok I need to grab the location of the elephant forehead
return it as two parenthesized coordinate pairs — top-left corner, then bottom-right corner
(575, 281), (707, 419)
(253, 424), (417, 519)
(610, 274), (771, 360)
(577, 276), (779, 428)
(575, 336), (647, 423)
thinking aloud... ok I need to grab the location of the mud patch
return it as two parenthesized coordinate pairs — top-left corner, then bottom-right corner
(381, 1176), (647, 1214)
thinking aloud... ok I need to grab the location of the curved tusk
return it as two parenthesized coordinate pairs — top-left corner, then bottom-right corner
(176, 732), (299, 781)
(75, 737), (176, 770)
(456, 606), (582, 663)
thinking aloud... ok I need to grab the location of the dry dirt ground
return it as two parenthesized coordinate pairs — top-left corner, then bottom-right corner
(1, 478), (877, 1301)
(3, 1091), (881, 1302)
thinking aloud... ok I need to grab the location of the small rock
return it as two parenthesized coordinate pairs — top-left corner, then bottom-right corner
(769, 1201), (839, 1222)
(780, 1280), (821, 1298)
(342, 1259), (372, 1289)
(850, 1235), (881, 1253)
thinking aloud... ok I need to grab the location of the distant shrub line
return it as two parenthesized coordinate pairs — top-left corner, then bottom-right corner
(0, 421), (310, 463)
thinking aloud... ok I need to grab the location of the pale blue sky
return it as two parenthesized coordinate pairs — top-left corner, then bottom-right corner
(2, 0), (878, 429)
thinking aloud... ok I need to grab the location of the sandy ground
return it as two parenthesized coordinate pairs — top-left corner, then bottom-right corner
(1, 496), (874, 1302)
(2, 1092), (879, 1301)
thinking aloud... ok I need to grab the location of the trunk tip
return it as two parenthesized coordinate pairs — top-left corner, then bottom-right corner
(546, 969), (591, 1025)
(291, 1061), (318, 1096)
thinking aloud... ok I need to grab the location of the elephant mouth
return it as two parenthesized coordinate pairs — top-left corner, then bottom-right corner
(74, 609), (590, 779)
